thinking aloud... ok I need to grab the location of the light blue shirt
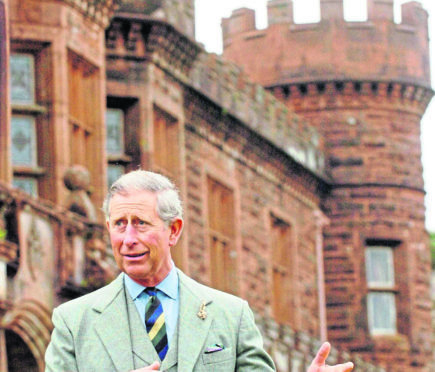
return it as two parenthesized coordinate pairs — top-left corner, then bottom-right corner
(124, 264), (179, 345)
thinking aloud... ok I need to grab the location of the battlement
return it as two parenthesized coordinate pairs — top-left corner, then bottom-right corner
(189, 52), (326, 178)
(223, 0), (426, 31)
(222, 0), (431, 90)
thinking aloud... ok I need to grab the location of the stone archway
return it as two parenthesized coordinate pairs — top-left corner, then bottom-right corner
(0, 300), (52, 372)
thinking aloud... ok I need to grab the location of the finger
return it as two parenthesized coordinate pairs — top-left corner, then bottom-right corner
(148, 361), (161, 370)
(134, 361), (161, 371)
(310, 342), (331, 366)
(326, 362), (354, 372)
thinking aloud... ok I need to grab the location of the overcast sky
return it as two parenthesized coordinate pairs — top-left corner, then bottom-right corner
(195, 0), (435, 232)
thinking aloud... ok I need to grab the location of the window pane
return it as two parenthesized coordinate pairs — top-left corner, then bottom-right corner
(107, 164), (125, 188)
(270, 215), (291, 266)
(10, 54), (35, 104)
(365, 247), (394, 287)
(367, 292), (397, 334)
(106, 108), (124, 155)
(11, 116), (37, 166)
(13, 177), (38, 197)
(153, 107), (179, 175)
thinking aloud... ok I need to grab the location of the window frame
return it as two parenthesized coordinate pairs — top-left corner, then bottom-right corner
(152, 105), (180, 180)
(269, 211), (295, 326)
(365, 242), (398, 335)
(10, 47), (49, 197)
(105, 97), (139, 187)
(206, 176), (237, 295)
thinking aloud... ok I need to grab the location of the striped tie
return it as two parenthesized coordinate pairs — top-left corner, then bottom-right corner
(145, 287), (168, 360)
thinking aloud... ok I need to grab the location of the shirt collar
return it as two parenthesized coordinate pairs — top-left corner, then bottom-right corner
(124, 263), (179, 301)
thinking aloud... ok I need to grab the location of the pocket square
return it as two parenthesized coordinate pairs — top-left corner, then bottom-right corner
(205, 344), (225, 353)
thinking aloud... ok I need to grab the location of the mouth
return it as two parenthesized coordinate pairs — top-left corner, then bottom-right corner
(124, 252), (148, 258)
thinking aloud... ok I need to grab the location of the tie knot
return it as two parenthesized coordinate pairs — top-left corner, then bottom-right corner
(145, 287), (157, 297)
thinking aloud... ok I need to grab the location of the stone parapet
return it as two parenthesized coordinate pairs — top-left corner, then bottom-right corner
(189, 52), (326, 179)
(223, 1), (431, 89)
(0, 181), (118, 298)
(63, 0), (122, 27)
(106, 15), (201, 79)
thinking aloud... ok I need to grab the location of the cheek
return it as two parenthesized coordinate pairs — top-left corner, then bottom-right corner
(110, 232), (124, 247)
(144, 233), (160, 247)
(144, 232), (166, 250)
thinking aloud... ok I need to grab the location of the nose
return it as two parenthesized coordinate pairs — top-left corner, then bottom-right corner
(123, 223), (138, 247)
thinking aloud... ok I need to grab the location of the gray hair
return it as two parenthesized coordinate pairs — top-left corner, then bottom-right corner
(103, 170), (183, 225)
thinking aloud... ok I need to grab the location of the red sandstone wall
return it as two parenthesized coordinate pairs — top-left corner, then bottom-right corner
(184, 93), (323, 336)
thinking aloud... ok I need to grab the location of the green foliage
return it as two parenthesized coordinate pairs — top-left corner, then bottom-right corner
(0, 228), (6, 240)
(430, 232), (435, 268)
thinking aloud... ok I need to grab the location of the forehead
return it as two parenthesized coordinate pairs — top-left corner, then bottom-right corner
(109, 190), (158, 218)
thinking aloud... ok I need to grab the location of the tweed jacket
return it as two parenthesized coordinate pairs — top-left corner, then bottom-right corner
(45, 270), (275, 371)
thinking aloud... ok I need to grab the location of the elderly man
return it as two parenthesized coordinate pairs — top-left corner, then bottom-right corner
(45, 170), (353, 371)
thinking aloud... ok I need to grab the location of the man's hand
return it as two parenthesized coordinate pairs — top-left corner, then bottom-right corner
(308, 342), (354, 372)
(131, 361), (161, 371)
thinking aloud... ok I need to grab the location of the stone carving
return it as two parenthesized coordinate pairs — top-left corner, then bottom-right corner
(85, 235), (118, 286)
(63, 165), (97, 222)
(27, 217), (44, 280)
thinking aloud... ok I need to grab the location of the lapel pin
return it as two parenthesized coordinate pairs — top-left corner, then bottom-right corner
(197, 300), (208, 320)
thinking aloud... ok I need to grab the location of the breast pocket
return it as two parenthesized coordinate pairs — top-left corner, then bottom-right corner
(201, 347), (234, 365)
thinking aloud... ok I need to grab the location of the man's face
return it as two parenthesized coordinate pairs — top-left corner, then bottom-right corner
(106, 190), (183, 286)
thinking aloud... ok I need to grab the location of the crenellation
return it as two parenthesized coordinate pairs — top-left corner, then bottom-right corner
(267, 0), (294, 26)
(222, 8), (256, 47)
(367, 0), (394, 21)
(320, 0), (344, 20)
(401, 1), (427, 26)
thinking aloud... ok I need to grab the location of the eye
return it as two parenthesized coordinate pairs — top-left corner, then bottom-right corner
(135, 219), (150, 229)
(113, 219), (126, 227)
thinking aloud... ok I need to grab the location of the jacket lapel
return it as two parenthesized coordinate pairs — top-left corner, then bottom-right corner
(93, 274), (135, 371)
(177, 271), (213, 371)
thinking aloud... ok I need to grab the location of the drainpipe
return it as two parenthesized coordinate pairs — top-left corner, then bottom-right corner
(314, 209), (329, 342)
(0, 0), (11, 182)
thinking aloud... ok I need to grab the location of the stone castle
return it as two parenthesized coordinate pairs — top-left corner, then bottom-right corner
(0, 0), (433, 371)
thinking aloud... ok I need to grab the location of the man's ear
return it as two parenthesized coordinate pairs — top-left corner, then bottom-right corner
(169, 218), (183, 247)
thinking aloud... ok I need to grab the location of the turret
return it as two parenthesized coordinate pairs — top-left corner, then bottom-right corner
(222, 1), (434, 371)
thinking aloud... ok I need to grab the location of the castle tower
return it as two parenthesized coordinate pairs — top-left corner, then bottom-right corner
(222, 1), (434, 370)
